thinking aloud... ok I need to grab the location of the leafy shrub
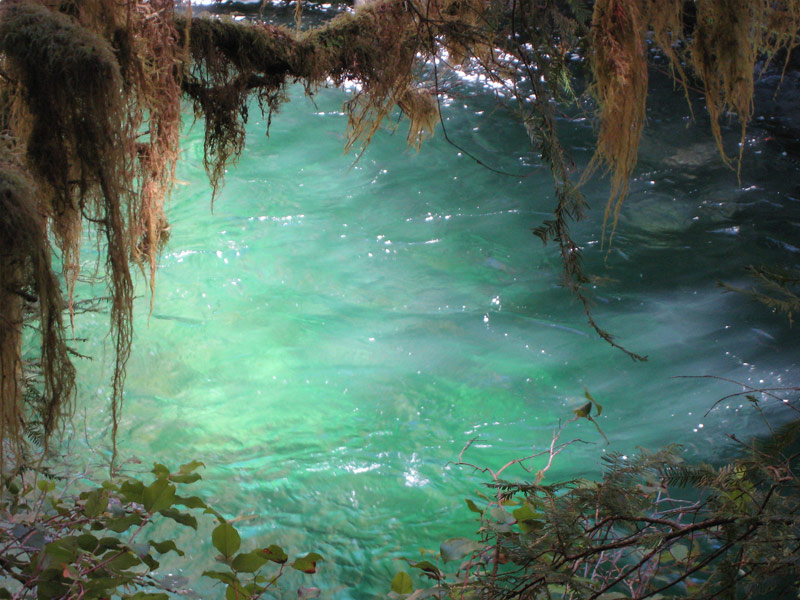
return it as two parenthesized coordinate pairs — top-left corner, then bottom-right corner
(0, 461), (321, 599)
(393, 388), (800, 599)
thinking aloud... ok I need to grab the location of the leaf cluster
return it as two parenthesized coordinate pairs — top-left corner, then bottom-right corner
(2, 0), (800, 461)
(393, 400), (800, 600)
(0, 460), (321, 599)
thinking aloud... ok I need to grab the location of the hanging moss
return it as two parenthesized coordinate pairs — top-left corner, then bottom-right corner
(180, 0), (446, 197)
(0, 0), (182, 464)
(585, 0), (800, 241)
(0, 138), (75, 461)
(584, 0), (650, 245)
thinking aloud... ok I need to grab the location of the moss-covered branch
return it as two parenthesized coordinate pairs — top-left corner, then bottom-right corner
(177, 0), (445, 195)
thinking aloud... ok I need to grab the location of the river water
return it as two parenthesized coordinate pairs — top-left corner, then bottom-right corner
(65, 13), (800, 598)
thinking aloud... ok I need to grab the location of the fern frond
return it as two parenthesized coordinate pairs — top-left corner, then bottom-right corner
(659, 463), (718, 488)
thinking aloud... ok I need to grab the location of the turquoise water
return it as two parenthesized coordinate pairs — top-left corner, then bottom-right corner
(66, 70), (799, 596)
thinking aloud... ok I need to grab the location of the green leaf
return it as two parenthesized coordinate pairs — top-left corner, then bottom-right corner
(512, 502), (544, 534)
(512, 502), (538, 522)
(175, 495), (206, 509)
(84, 575), (135, 595)
(105, 550), (141, 571)
(440, 538), (479, 562)
(77, 533), (99, 552)
(486, 521), (512, 534)
(124, 593), (170, 600)
(391, 571), (413, 594)
(143, 479), (176, 513)
(106, 514), (142, 533)
(37, 480), (55, 492)
(670, 544), (689, 562)
(573, 401), (592, 418)
(98, 537), (123, 551)
(150, 540), (184, 556)
(231, 550), (269, 573)
(159, 508), (198, 529)
(120, 480), (144, 504)
(44, 536), (79, 564)
(179, 460), (205, 474)
(202, 570), (237, 585)
(151, 463), (170, 480)
(408, 561), (441, 577)
(291, 552), (324, 574)
(83, 489), (109, 518)
(489, 506), (514, 524)
(260, 544), (288, 564)
(464, 498), (482, 513)
(169, 473), (201, 484)
(212, 522), (241, 559)
(36, 577), (68, 599)
(584, 387), (603, 415)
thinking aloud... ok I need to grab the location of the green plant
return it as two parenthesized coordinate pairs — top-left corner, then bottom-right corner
(0, 460), (321, 599)
(392, 385), (800, 599)
(721, 265), (800, 325)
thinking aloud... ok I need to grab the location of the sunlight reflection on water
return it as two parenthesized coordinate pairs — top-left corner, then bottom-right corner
(65, 70), (800, 597)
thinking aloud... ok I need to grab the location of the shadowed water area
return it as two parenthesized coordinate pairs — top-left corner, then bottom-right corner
(62, 17), (800, 597)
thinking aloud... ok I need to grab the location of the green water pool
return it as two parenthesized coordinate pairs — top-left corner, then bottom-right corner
(63, 74), (799, 598)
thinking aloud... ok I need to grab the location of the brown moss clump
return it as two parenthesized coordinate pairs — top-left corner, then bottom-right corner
(0, 138), (74, 460)
(0, 0), (183, 463)
(585, 0), (649, 244)
(0, 1), (126, 460)
(586, 0), (800, 241)
(181, 16), (294, 198)
(687, 0), (800, 170)
(304, 0), (438, 152)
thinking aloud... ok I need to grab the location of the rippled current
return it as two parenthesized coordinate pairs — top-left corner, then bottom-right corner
(64, 22), (800, 598)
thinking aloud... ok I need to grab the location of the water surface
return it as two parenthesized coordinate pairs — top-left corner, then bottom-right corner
(67, 66), (799, 598)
